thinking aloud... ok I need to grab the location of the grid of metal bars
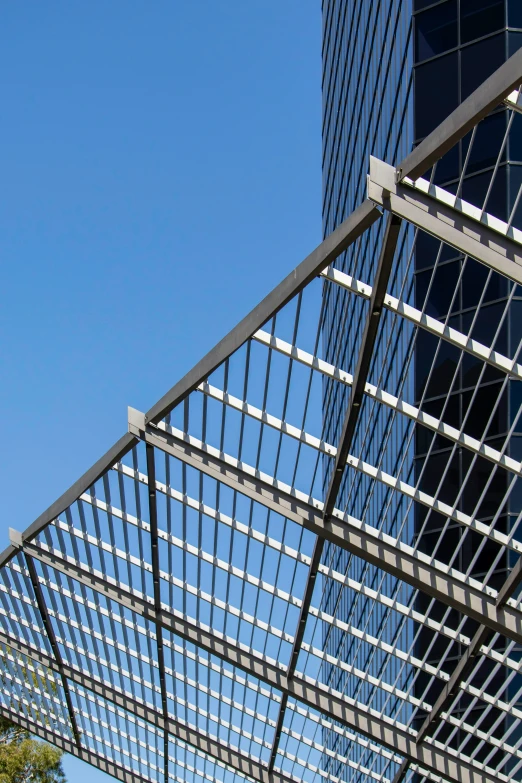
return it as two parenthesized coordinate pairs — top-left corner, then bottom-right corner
(2, 50), (522, 783)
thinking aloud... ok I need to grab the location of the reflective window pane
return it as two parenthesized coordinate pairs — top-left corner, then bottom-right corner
(415, 261), (460, 317)
(464, 110), (507, 174)
(461, 33), (506, 100)
(415, 51), (458, 138)
(415, 1), (457, 62)
(461, 165), (508, 220)
(508, 0), (522, 27)
(509, 31), (522, 54)
(509, 114), (522, 164)
(461, 258), (507, 310)
(460, 0), (505, 45)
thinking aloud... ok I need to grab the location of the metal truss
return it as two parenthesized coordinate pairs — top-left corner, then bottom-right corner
(2, 48), (522, 783)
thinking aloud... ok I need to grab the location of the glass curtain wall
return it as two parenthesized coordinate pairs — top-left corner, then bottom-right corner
(321, 1), (414, 781)
(321, 0), (522, 779)
(413, 0), (522, 772)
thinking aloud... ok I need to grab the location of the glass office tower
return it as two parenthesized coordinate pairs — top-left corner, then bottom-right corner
(321, 1), (522, 780)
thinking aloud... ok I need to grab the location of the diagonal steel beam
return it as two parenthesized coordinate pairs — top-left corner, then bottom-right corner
(20, 547), (82, 747)
(145, 444), (170, 783)
(396, 46), (522, 182)
(0, 562), (503, 783)
(324, 212), (402, 516)
(369, 157), (522, 285)
(416, 553), (522, 745)
(127, 412), (522, 646)
(268, 214), (403, 772)
(0, 606), (288, 783)
(145, 200), (381, 424)
(0, 705), (153, 783)
(0, 434), (137, 572)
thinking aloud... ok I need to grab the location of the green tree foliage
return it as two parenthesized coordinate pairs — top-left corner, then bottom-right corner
(0, 717), (65, 783)
(0, 645), (66, 783)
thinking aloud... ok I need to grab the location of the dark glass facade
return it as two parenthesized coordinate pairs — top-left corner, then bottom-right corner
(322, 0), (522, 779)
(413, 1), (522, 773)
(321, 2), (414, 780)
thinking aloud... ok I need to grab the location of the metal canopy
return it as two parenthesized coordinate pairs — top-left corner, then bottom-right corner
(2, 52), (522, 783)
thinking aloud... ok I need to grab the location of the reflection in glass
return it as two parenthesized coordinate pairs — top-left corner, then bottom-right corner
(415, 1), (457, 62)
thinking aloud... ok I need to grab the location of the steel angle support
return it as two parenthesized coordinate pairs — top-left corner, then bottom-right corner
(396, 46), (522, 182)
(145, 200), (381, 425)
(368, 156), (522, 285)
(145, 444), (170, 783)
(10, 534), (82, 748)
(505, 88), (522, 115)
(0, 706), (152, 783)
(127, 411), (522, 647)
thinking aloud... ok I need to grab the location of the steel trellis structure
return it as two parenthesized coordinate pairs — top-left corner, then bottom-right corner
(2, 50), (522, 783)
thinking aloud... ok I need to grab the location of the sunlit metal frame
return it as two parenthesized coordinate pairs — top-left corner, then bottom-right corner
(2, 49), (522, 783)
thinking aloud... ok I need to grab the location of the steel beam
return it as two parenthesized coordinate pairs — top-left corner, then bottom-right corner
(416, 552), (522, 745)
(0, 706), (153, 783)
(146, 444), (170, 783)
(269, 213), (400, 774)
(0, 565), (502, 783)
(127, 412), (522, 647)
(396, 46), (522, 182)
(321, 265), (522, 381)
(145, 200), (381, 425)
(325, 212), (402, 516)
(22, 549), (82, 747)
(369, 157), (522, 285)
(0, 433), (138, 572)
(0, 613), (287, 783)
(253, 328), (522, 485)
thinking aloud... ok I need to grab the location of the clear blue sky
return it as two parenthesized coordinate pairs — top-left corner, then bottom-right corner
(0, 3), (321, 781)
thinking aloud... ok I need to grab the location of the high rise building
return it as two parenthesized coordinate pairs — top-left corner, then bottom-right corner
(321, 2), (522, 781)
(1, 9), (522, 783)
